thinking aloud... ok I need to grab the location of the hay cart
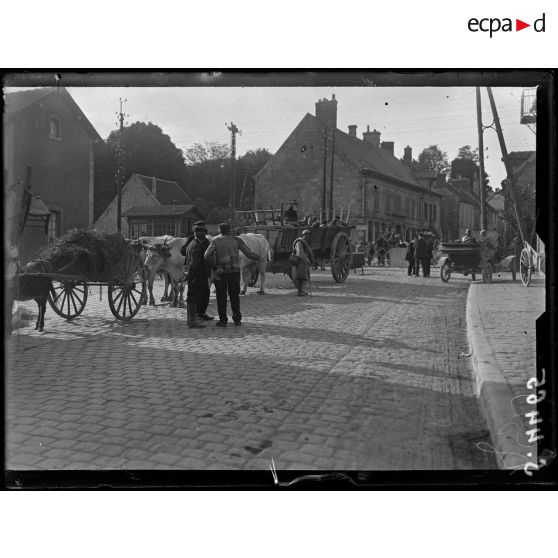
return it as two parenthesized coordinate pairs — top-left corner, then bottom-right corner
(234, 208), (354, 284)
(23, 231), (146, 322)
(438, 240), (516, 283)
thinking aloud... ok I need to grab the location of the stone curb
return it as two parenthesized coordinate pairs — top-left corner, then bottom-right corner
(466, 283), (530, 470)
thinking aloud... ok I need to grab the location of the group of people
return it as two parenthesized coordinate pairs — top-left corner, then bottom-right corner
(180, 221), (314, 329)
(404, 231), (435, 277)
(181, 221), (260, 329)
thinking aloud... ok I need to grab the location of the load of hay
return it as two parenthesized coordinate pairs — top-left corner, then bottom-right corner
(38, 229), (130, 281)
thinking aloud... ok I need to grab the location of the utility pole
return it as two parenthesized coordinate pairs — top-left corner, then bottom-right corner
(321, 127), (328, 221)
(227, 122), (239, 211)
(475, 87), (487, 230)
(486, 87), (526, 244)
(115, 97), (127, 234)
(329, 126), (336, 221)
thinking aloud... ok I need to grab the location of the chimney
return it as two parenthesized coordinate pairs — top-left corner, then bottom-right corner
(403, 145), (412, 164)
(348, 125), (357, 137)
(362, 125), (381, 148)
(151, 176), (157, 197)
(381, 141), (394, 156)
(315, 94), (337, 129)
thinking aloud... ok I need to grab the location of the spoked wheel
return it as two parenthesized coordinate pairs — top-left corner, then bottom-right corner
(482, 262), (493, 284)
(520, 248), (531, 287)
(48, 280), (88, 319)
(108, 252), (146, 321)
(440, 263), (452, 282)
(330, 232), (352, 283)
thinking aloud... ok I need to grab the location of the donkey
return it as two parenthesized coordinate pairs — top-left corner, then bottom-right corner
(14, 261), (52, 332)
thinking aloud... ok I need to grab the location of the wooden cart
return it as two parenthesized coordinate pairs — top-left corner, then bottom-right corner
(234, 209), (354, 284)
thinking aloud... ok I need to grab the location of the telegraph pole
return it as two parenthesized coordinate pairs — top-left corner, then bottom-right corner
(115, 97), (127, 233)
(475, 87), (487, 230)
(486, 87), (526, 244)
(227, 122), (239, 211)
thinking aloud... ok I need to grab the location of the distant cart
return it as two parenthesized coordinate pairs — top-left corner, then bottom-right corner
(234, 208), (354, 284)
(438, 241), (516, 283)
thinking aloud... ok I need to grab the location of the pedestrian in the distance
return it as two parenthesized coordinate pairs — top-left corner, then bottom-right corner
(405, 238), (415, 276)
(414, 231), (428, 277)
(291, 229), (314, 296)
(204, 222), (260, 327)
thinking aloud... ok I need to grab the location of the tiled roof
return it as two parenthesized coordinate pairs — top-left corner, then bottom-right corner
(302, 114), (424, 189)
(487, 192), (505, 211)
(4, 87), (102, 141)
(135, 174), (193, 205)
(4, 88), (52, 114)
(122, 205), (196, 217)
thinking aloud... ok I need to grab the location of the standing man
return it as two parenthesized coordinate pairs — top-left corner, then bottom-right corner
(405, 237), (415, 276)
(183, 223), (211, 329)
(192, 221), (213, 321)
(413, 231), (428, 277)
(292, 229), (314, 297)
(204, 223), (260, 327)
(423, 235), (433, 278)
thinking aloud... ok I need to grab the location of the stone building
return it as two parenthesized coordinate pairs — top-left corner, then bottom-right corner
(4, 86), (102, 250)
(94, 173), (204, 237)
(254, 95), (441, 243)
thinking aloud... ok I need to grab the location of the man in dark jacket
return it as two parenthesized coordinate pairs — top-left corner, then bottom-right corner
(405, 238), (415, 276)
(413, 231), (428, 277)
(183, 224), (211, 328)
(204, 222), (260, 327)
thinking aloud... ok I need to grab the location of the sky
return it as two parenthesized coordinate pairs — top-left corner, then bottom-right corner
(9, 84), (537, 189)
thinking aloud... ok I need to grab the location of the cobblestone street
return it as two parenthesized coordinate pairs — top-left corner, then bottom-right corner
(6, 267), (497, 471)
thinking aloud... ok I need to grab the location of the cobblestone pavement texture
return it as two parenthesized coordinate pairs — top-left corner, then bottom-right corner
(6, 267), (497, 471)
(466, 274), (546, 468)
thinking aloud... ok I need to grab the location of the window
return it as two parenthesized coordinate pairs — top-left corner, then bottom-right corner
(47, 210), (61, 242)
(131, 221), (151, 238)
(153, 221), (175, 237)
(49, 117), (62, 140)
(386, 192), (391, 212)
(406, 198), (410, 216)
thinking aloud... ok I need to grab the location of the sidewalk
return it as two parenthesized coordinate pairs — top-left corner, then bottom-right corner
(466, 275), (546, 470)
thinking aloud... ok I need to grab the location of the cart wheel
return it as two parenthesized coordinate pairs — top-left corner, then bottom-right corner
(48, 280), (88, 320)
(330, 232), (351, 283)
(440, 263), (451, 282)
(108, 252), (145, 321)
(520, 248), (531, 287)
(247, 268), (259, 287)
(482, 262), (493, 284)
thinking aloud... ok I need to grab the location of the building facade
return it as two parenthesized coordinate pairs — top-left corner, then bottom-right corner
(4, 87), (102, 238)
(254, 95), (441, 244)
(94, 173), (203, 237)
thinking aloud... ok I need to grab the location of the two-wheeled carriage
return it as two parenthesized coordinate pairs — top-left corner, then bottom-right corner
(13, 230), (146, 330)
(234, 209), (354, 284)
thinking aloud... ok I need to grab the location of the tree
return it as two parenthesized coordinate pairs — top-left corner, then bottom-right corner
(456, 145), (478, 163)
(416, 145), (450, 174)
(450, 144), (490, 190)
(183, 144), (272, 211)
(183, 141), (230, 165)
(94, 122), (188, 219)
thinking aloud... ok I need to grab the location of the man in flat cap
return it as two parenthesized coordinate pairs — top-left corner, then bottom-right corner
(204, 223), (260, 327)
(291, 229), (314, 296)
(183, 222), (212, 328)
